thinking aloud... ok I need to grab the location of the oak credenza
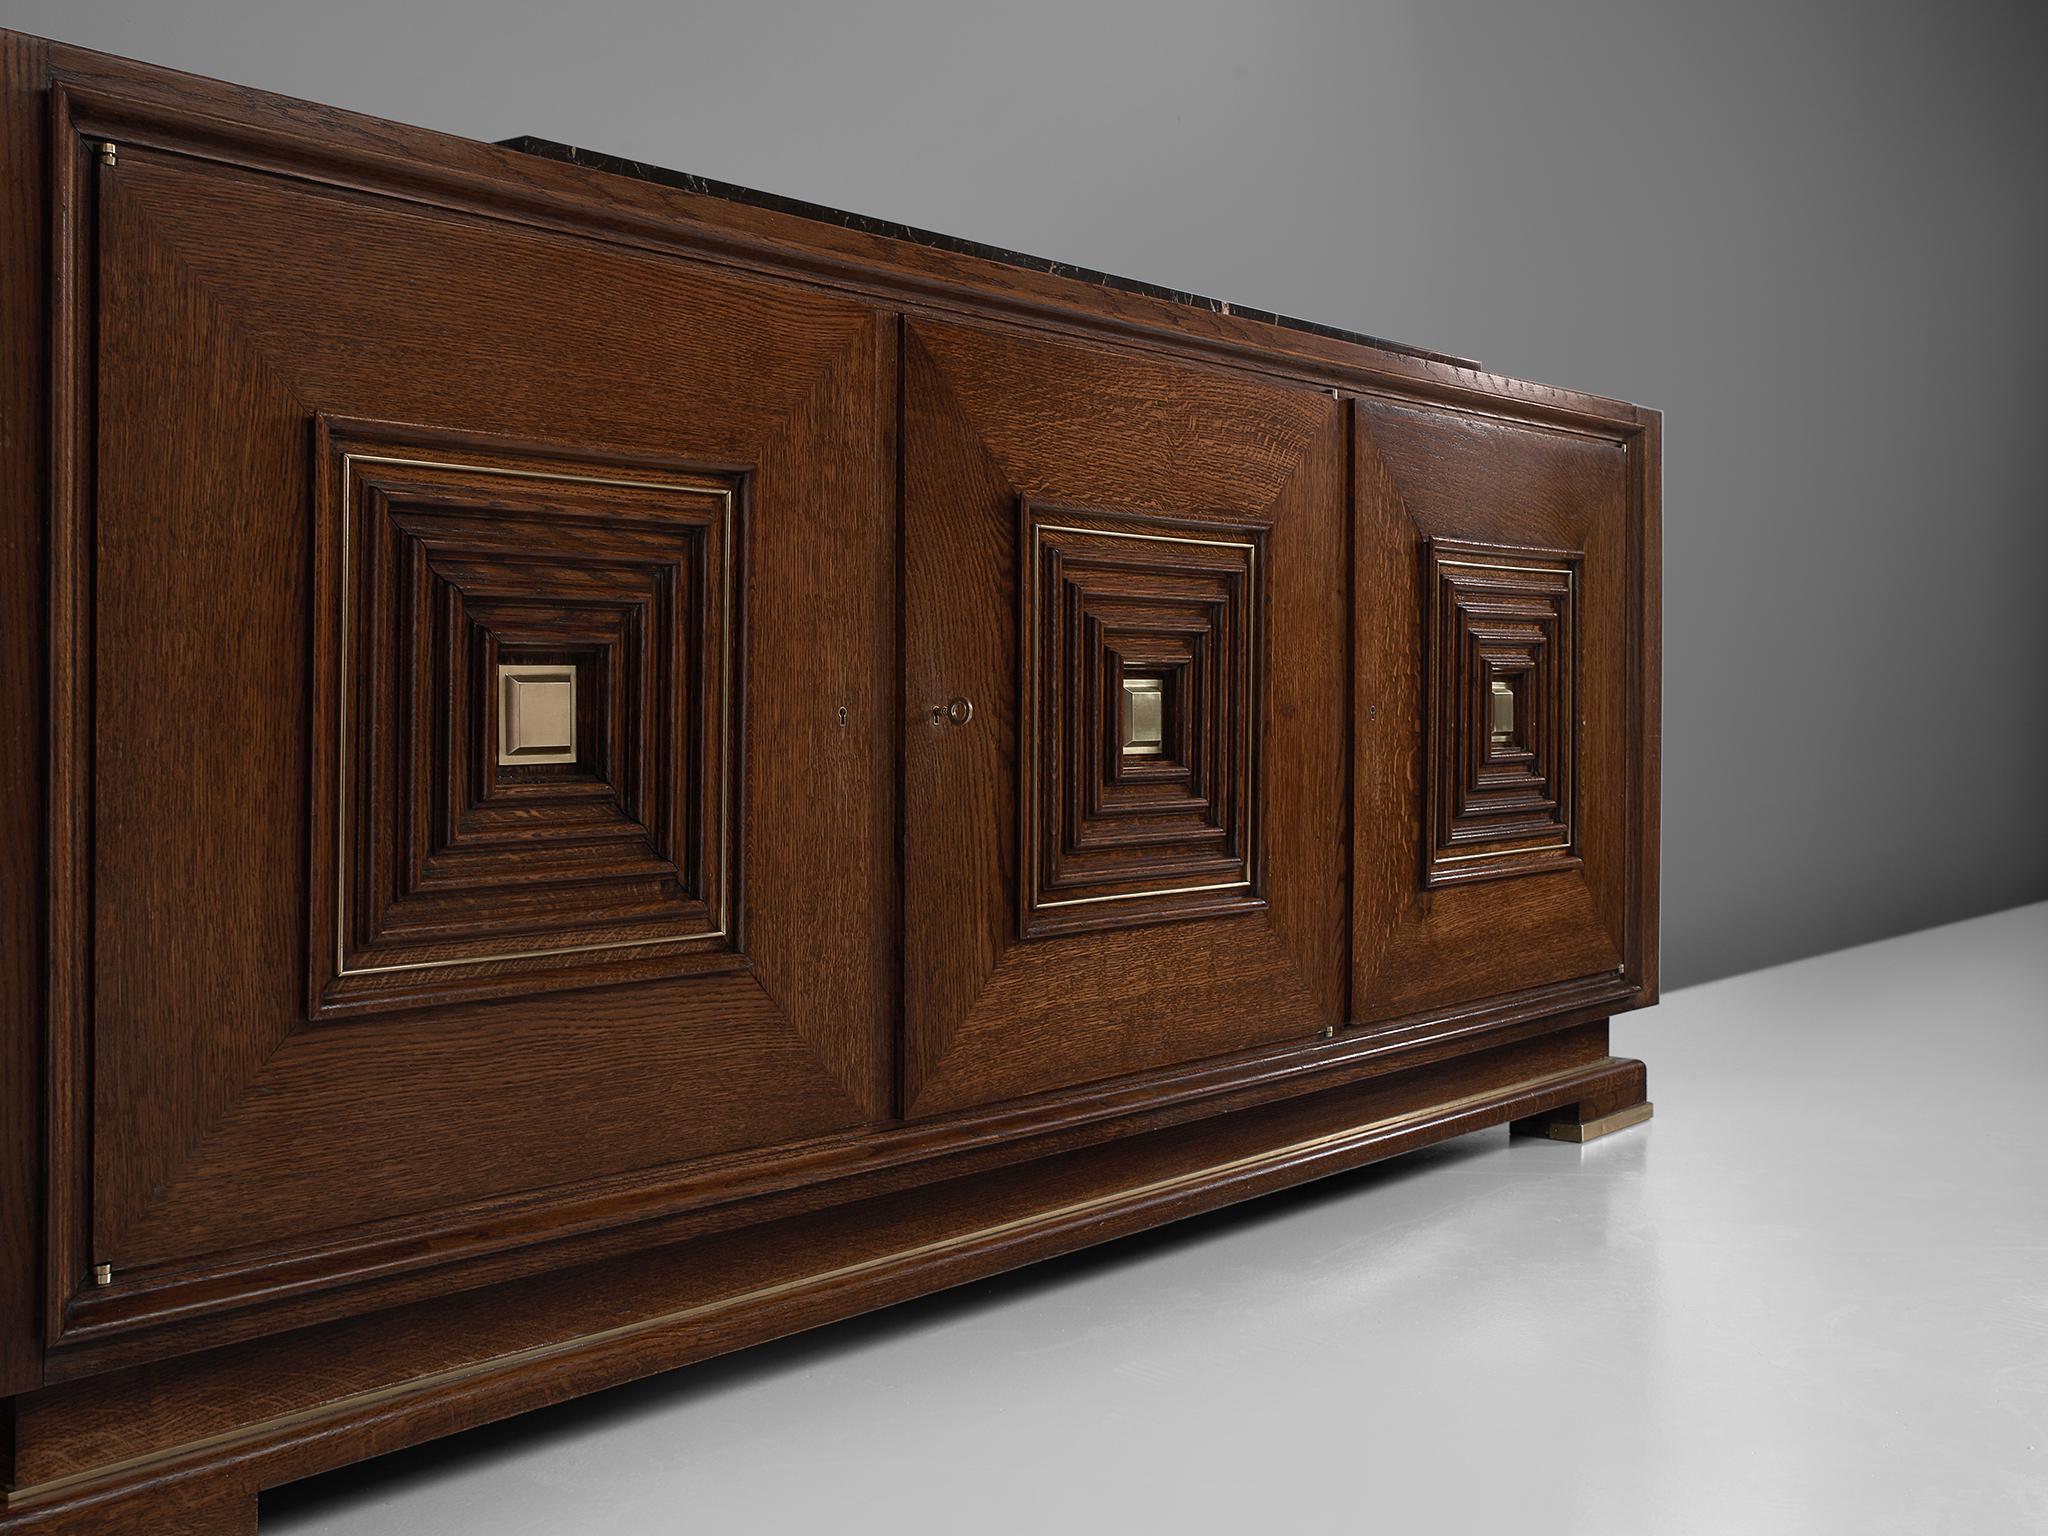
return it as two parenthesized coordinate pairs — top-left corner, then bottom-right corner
(0, 29), (1660, 1532)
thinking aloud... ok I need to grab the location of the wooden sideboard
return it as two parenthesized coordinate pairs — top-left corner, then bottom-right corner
(0, 30), (1660, 1533)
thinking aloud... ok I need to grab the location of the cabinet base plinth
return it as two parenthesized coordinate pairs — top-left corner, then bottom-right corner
(3, 1027), (1645, 1533)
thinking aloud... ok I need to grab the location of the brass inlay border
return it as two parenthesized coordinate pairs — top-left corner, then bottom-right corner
(1028, 521), (1260, 912)
(1438, 558), (1577, 580)
(334, 453), (736, 977)
(5, 1061), (1602, 1510)
(1436, 842), (1572, 864)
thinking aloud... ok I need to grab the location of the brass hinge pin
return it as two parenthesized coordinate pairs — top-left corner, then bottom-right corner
(97, 140), (117, 168)
(92, 1262), (112, 1286)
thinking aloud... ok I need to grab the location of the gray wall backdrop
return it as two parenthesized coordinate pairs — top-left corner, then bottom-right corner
(8, 0), (2044, 988)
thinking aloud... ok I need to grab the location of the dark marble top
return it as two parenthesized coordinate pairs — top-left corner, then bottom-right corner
(500, 137), (1478, 371)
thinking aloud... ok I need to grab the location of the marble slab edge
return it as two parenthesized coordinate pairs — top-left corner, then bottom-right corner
(499, 136), (1481, 373)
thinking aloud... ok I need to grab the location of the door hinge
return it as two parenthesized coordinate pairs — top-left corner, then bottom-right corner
(97, 140), (117, 168)
(92, 1262), (112, 1286)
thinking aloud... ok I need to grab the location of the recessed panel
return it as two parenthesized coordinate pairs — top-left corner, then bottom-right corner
(1423, 537), (1581, 887)
(309, 417), (742, 1016)
(1019, 502), (1264, 939)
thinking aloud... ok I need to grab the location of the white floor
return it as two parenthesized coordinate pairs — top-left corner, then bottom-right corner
(266, 902), (2048, 1535)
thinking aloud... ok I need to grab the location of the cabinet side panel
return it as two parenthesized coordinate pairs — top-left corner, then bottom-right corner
(0, 30), (50, 1397)
(1636, 408), (1662, 1002)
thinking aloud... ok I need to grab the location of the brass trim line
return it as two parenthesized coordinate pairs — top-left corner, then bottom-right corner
(1436, 558), (1576, 579)
(1036, 524), (1257, 551)
(334, 453), (736, 976)
(5, 1061), (1609, 1510)
(1436, 842), (1572, 865)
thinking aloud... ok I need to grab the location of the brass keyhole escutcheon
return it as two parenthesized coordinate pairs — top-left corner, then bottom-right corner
(931, 697), (975, 726)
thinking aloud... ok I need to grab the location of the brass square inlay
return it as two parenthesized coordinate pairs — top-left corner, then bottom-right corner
(1121, 675), (1166, 756)
(1489, 676), (1517, 747)
(497, 664), (577, 765)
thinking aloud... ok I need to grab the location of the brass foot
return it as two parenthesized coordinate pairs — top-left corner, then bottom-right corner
(1511, 1099), (1653, 1143)
(1541, 1101), (1653, 1142)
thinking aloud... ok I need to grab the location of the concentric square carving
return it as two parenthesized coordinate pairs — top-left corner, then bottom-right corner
(1424, 538), (1580, 886)
(1020, 501), (1264, 938)
(309, 419), (741, 1015)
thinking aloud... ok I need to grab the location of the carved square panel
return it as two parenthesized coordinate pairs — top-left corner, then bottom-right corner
(309, 418), (741, 1015)
(1424, 538), (1580, 886)
(1020, 501), (1264, 938)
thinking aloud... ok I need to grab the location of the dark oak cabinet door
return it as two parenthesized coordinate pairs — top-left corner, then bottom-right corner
(1351, 398), (1653, 1025)
(901, 318), (1348, 1117)
(51, 122), (893, 1349)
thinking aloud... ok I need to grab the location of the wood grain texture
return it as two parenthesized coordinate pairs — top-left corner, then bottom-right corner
(0, 26), (1660, 1525)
